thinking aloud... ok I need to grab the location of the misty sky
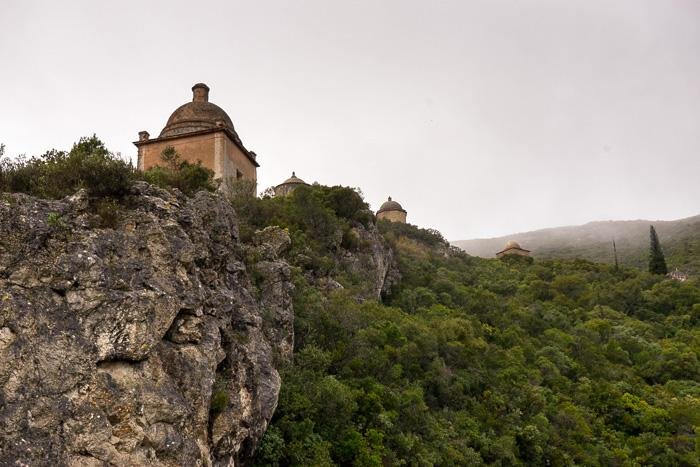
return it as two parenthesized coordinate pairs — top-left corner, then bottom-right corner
(1, 0), (699, 240)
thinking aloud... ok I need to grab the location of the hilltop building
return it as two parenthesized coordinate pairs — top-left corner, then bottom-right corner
(275, 172), (308, 197)
(376, 197), (407, 223)
(667, 268), (688, 282)
(496, 240), (531, 259)
(134, 83), (259, 188)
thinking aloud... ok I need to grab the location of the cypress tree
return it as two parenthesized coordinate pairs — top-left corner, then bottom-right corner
(648, 225), (668, 275)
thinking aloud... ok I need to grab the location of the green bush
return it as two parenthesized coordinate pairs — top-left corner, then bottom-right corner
(93, 198), (121, 229)
(0, 136), (135, 199)
(210, 389), (229, 415)
(229, 183), (373, 273)
(141, 146), (217, 196)
(0, 138), (221, 201)
(341, 227), (360, 251)
(46, 212), (68, 230)
(378, 219), (448, 248)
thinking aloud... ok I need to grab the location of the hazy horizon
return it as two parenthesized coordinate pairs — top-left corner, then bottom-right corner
(2, 0), (699, 239)
(454, 212), (700, 241)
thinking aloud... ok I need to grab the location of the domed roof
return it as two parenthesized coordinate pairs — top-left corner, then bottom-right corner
(377, 196), (406, 214)
(504, 240), (521, 250)
(159, 83), (237, 138)
(277, 171), (308, 187)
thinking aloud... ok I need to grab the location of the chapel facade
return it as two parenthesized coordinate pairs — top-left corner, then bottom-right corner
(134, 83), (259, 188)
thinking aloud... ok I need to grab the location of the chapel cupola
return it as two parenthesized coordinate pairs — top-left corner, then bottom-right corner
(376, 196), (407, 223)
(275, 171), (309, 197)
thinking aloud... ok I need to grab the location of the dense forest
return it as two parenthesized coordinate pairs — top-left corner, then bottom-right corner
(240, 190), (700, 466)
(2, 139), (700, 465)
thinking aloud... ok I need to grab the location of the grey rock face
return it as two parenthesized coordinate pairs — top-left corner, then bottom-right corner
(0, 183), (293, 466)
(339, 222), (399, 300)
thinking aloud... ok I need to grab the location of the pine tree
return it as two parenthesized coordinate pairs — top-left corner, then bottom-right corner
(648, 225), (668, 275)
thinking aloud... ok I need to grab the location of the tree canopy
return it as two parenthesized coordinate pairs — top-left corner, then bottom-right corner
(250, 191), (700, 466)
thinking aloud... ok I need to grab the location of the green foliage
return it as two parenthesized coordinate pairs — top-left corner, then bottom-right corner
(378, 219), (447, 248)
(0, 137), (222, 201)
(46, 212), (67, 230)
(254, 426), (287, 466)
(500, 253), (534, 266)
(252, 202), (700, 466)
(93, 198), (121, 229)
(649, 225), (669, 275)
(45, 211), (72, 239)
(141, 146), (217, 196)
(229, 184), (371, 285)
(0, 135), (135, 198)
(210, 389), (229, 416)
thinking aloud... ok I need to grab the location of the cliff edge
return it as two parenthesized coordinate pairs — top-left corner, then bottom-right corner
(0, 182), (293, 466)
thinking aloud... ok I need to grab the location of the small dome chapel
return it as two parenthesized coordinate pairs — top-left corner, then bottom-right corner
(376, 197), (407, 223)
(134, 83), (259, 189)
(496, 240), (531, 258)
(275, 172), (309, 197)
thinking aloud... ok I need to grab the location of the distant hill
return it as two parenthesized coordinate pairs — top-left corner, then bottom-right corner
(453, 215), (700, 275)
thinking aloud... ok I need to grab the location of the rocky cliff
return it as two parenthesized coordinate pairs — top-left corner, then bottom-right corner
(340, 222), (400, 300)
(0, 183), (294, 466)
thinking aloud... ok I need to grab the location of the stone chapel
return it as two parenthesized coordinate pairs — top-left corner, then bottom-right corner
(134, 83), (259, 188)
(376, 197), (407, 223)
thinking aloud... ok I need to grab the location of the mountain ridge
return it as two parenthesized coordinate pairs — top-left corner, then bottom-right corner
(453, 214), (700, 274)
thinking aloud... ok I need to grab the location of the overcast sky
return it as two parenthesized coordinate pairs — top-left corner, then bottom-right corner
(2, 0), (699, 240)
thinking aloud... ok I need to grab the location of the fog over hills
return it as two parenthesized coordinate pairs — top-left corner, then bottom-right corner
(453, 214), (700, 274)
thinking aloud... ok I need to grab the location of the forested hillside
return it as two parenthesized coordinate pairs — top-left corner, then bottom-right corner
(453, 216), (700, 276)
(241, 191), (700, 466)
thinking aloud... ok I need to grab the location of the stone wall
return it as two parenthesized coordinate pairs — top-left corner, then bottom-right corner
(138, 131), (257, 188)
(219, 133), (257, 192)
(139, 132), (215, 173)
(377, 209), (407, 223)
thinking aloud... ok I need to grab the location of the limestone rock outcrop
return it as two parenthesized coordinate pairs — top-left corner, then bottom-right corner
(0, 183), (293, 466)
(341, 222), (399, 300)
